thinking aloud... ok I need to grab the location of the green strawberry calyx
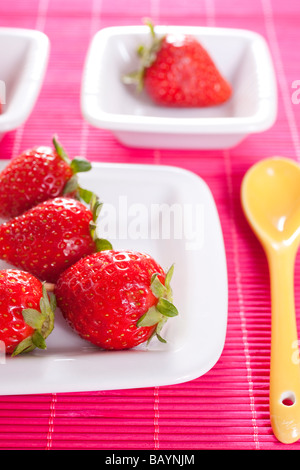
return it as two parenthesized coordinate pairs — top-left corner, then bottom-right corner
(52, 135), (92, 200)
(122, 18), (164, 92)
(11, 284), (56, 357)
(87, 192), (113, 252)
(137, 264), (178, 343)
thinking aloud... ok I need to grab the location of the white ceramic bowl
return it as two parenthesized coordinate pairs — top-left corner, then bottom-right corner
(0, 28), (49, 138)
(81, 25), (277, 150)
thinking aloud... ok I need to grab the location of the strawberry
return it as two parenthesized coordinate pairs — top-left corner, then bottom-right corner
(0, 270), (55, 356)
(123, 19), (232, 107)
(0, 136), (92, 219)
(0, 195), (112, 283)
(55, 250), (178, 350)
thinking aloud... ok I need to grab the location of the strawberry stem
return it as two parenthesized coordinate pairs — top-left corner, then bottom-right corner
(143, 17), (155, 38)
(122, 19), (163, 92)
(52, 135), (70, 164)
(52, 135), (93, 203)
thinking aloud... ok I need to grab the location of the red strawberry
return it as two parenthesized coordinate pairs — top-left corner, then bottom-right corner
(55, 250), (178, 350)
(0, 270), (55, 356)
(123, 20), (232, 107)
(0, 136), (92, 219)
(0, 195), (112, 283)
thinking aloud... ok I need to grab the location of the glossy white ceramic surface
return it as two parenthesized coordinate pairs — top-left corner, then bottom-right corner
(0, 28), (49, 137)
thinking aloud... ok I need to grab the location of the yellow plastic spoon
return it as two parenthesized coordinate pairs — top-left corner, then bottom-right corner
(241, 157), (300, 444)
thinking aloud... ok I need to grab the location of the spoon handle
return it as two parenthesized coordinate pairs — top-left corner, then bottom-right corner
(268, 248), (300, 444)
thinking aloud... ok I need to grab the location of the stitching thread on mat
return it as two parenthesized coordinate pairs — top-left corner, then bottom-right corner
(224, 149), (260, 450)
(46, 393), (57, 450)
(205, 0), (260, 448)
(154, 387), (160, 449)
(79, 0), (103, 158)
(151, 0), (161, 450)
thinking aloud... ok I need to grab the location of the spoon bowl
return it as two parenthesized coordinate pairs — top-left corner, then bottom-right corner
(241, 157), (300, 444)
(242, 157), (300, 250)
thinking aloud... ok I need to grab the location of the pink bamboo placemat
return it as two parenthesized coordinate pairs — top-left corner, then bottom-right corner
(1, 0), (300, 450)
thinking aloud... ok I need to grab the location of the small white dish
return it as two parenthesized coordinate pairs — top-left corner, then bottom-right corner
(81, 25), (277, 150)
(0, 162), (227, 395)
(0, 28), (49, 138)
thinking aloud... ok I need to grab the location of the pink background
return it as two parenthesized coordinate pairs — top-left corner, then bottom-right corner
(1, 0), (300, 450)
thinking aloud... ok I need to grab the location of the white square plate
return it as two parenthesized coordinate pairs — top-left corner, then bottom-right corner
(81, 25), (277, 149)
(0, 162), (227, 395)
(0, 28), (49, 138)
